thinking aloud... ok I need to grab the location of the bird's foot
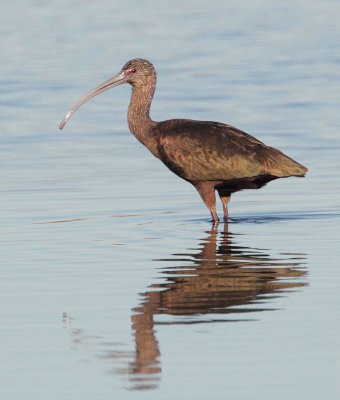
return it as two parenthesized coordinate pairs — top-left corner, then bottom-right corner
(210, 211), (220, 229)
(211, 220), (219, 230)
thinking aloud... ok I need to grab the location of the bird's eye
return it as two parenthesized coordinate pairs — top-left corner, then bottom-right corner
(124, 68), (137, 78)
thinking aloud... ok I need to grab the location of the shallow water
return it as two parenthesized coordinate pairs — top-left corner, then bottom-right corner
(1, 1), (340, 399)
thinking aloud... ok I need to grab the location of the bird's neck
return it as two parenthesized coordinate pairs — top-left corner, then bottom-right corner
(127, 80), (159, 157)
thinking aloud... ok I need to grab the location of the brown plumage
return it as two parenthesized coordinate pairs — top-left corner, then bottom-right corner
(59, 58), (308, 222)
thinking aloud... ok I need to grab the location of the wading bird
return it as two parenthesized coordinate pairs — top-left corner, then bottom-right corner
(59, 58), (307, 222)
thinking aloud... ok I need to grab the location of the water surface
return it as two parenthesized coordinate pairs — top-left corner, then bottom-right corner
(1, 1), (340, 399)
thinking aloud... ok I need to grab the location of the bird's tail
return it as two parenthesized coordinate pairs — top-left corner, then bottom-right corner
(260, 147), (308, 177)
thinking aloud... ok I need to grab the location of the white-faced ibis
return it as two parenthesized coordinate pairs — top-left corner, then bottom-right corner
(59, 58), (308, 222)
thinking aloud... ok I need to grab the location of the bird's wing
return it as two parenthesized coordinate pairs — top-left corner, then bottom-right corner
(155, 120), (306, 181)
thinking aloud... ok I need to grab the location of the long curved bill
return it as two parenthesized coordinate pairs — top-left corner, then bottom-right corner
(59, 70), (127, 129)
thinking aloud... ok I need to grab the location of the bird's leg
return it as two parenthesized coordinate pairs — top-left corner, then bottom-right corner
(221, 196), (230, 221)
(219, 194), (231, 222)
(194, 183), (219, 223)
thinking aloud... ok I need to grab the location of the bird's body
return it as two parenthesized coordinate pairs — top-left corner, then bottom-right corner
(60, 58), (307, 222)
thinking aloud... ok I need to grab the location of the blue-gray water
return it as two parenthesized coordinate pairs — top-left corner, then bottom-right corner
(1, 1), (340, 399)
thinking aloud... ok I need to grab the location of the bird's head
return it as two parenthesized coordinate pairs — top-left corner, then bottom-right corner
(59, 58), (156, 129)
(122, 58), (156, 87)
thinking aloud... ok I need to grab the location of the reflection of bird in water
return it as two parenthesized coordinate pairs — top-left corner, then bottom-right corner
(59, 58), (307, 222)
(63, 225), (307, 390)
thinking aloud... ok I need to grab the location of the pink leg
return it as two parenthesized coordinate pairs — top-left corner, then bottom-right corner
(220, 195), (231, 222)
(194, 183), (219, 222)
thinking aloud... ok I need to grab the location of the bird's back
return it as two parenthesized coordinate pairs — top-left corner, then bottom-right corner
(153, 119), (307, 182)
